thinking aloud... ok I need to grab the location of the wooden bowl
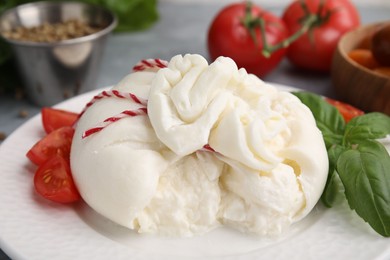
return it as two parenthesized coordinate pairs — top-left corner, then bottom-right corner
(331, 22), (390, 115)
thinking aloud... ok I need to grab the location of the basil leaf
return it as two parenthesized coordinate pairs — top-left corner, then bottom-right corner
(71, 0), (159, 32)
(344, 112), (390, 145)
(293, 92), (344, 148)
(321, 144), (345, 207)
(294, 92), (390, 236)
(337, 140), (390, 237)
(97, 0), (159, 32)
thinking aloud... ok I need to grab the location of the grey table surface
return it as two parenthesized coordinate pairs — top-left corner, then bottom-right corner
(0, 2), (389, 259)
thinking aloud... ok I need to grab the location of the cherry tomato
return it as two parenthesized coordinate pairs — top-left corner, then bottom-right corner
(34, 155), (80, 203)
(42, 107), (79, 134)
(282, 0), (360, 71)
(371, 23), (390, 66)
(207, 2), (288, 77)
(325, 97), (364, 123)
(26, 126), (74, 166)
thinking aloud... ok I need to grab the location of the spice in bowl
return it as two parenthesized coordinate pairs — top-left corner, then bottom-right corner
(0, 1), (117, 107)
(2, 20), (103, 43)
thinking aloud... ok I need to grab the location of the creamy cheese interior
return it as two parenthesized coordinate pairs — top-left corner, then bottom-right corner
(71, 54), (329, 236)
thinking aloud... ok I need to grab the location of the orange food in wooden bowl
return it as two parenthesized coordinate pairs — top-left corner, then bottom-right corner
(347, 49), (379, 69)
(331, 22), (390, 115)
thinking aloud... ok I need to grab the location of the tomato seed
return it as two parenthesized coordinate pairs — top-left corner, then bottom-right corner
(43, 175), (52, 184)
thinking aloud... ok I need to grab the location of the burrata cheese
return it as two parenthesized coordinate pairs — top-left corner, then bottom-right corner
(71, 54), (328, 236)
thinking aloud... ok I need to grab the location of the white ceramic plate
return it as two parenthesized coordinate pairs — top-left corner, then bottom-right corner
(0, 85), (389, 260)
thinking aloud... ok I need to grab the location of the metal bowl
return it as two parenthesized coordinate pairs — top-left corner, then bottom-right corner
(0, 1), (117, 106)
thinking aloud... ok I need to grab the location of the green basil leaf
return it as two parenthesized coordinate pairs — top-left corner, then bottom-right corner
(321, 132), (343, 150)
(293, 92), (344, 148)
(73, 0), (159, 32)
(337, 140), (390, 237)
(104, 0), (159, 32)
(321, 144), (345, 207)
(344, 112), (390, 145)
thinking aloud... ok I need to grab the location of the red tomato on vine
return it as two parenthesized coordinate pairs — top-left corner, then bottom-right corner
(282, 0), (360, 71)
(207, 2), (289, 77)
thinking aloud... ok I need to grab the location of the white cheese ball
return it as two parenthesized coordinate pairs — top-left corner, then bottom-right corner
(71, 54), (328, 236)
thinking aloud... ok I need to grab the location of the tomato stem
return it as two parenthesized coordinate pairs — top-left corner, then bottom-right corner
(261, 14), (318, 58)
(241, 2), (260, 46)
(242, 0), (333, 58)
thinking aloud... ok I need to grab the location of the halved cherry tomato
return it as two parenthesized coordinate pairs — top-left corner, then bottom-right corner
(34, 155), (80, 203)
(42, 107), (79, 134)
(325, 97), (364, 123)
(26, 126), (74, 166)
